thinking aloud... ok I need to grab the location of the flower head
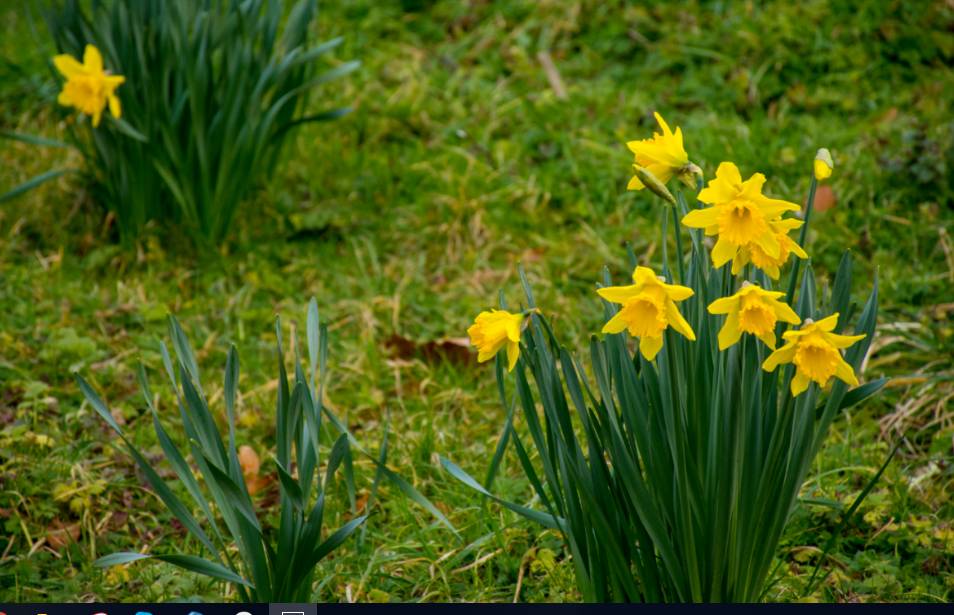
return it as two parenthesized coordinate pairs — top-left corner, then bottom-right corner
(731, 218), (808, 280)
(467, 309), (526, 371)
(814, 148), (833, 181)
(681, 162), (801, 273)
(627, 112), (691, 191)
(761, 313), (865, 396)
(707, 283), (801, 349)
(597, 266), (695, 361)
(53, 44), (125, 127)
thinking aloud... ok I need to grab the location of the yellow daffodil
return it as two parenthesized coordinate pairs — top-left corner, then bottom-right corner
(731, 218), (808, 280)
(597, 266), (695, 361)
(681, 161), (801, 271)
(707, 282), (801, 349)
(53, 44), (125, 127)
(814, 148), (833, 181)
(761, 313), (865, 396)
(467, 309), (526, 371)
(627, 112), (691, 191)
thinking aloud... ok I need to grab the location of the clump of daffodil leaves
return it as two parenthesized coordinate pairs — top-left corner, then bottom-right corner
(448, 116), (891, 602)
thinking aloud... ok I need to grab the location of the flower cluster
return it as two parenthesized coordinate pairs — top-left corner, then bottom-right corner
(468, 112), (861, 396)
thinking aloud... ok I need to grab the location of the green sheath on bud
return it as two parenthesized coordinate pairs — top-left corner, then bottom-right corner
(633, 165), (676, 205)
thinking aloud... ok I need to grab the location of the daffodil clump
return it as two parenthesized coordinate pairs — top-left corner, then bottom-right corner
(3, 0), (355, 246)
(448, 113), (887, 603)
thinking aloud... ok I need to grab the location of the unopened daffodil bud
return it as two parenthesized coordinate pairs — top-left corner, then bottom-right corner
(632, 165), (676, 205)
(814, 148), (833, 181)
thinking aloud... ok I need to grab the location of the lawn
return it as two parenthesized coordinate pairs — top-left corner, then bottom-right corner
(1, 0), (952, 603)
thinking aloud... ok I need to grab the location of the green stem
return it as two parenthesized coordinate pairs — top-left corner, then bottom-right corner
(671, 202), (686, 285)
(785, 176), (817, 305)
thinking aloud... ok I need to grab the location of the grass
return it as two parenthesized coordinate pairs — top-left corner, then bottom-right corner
(1, 0), (953, 602)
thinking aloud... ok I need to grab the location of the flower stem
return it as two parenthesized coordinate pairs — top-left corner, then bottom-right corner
(671, 199), (686, 285)
(785, 176), (817, 305)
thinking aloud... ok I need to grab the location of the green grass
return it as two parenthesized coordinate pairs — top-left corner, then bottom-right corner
(1, 0), (953, 602)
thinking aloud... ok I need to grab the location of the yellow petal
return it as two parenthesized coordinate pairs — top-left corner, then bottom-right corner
(740, 172), (767, 199)
(762, 342), (796, 371)
(715, 161), (742, 186)
(666, 300), (696, 341)
(597, 284), (640, 304)
(83, 44), (103, 73)
(92, 109), (102, 127)
(759, 197), (801, 218)
(756, 330), (777, 349)
(711, 237), (737, 268)
(681, 207), (720, 229)
(753, 230), (781, 259)
(57, 89), (73, 106)
(653, 111), (673, 137)
(632, 266), (659, 285)
(506, 340), (520, 372)
(814, 313), (840, 331)
(627, 174), (645, 190)
(602, 311), (629, 335)
(662, 282), (694, 301)
(707, 296), (737, 314)
(109, 94), (121, 119)
(770, 299), (801, 325)
(834, 356), (859, 387)
(639, 335), (664, 361)
(718, 312), (742, 350)
(791, 371), (811, 396)
(53, 54), (84, 78)
(814, 158), (832, 181)
(825, 331), (866, 349)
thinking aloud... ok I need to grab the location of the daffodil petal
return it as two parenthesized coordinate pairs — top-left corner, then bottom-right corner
(711, 238), (737, 268)
(639, 335), (664, 361)
(84, 44), (103, 74)
(791, 372), (811, 396)
(53, 54), (84, 78)
(597, 285), (641, 304)
(602, 311), (629, 335)
(718, 312), (742, 350)
(666, 301), (696, 341)
(506, 340), (520, 372)
(681, 207), (720, 229)
(762, 343), (796, 371)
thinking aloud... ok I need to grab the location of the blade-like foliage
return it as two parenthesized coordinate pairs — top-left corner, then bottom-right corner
(79, 297), (453, 601)
(449, 164), (891, 602)
(31, 0), (357, 245)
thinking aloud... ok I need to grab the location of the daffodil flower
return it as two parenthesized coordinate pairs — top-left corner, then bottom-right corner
(681, 161), (801, 272)
(597, 266), (695, 361)
(53, 44), (125, 127)
(761, 313), (865, 396)
(731, 218), (808, 280)
(707, 283), (801, 349)
(467, 309), (527, 371)
(627, 112), (691, 191)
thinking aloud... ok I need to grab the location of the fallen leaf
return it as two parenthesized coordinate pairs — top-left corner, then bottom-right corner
(46, 520), (80, 550)
(385, 334), (472, 365)
(239, 445), (269, 495)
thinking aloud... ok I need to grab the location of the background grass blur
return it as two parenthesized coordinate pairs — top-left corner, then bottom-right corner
(1, 0), (952, 602)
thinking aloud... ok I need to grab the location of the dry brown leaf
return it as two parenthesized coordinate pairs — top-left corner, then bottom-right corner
(385, 334), (472, 365)
(46, 520), (80, 550)
(239, 445), (268, 495)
